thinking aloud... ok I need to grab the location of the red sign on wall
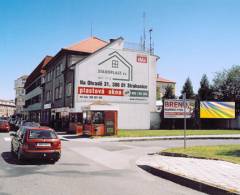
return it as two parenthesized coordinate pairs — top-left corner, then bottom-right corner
(78, 87), (124, 96)
(136, 55), (148, 63)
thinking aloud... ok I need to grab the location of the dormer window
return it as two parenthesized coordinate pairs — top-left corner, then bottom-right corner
(112, 60), (118, 68)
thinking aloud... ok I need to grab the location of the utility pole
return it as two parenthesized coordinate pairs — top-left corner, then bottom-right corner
(183, 93), (187, 149)
(90, 22), (93, 37)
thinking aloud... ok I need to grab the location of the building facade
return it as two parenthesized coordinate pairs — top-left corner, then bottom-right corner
(41, 37), (103, 129)
(73, 37), (158, 129)
(0, 99), (16, 117)
(25, 36), (158, 131)
(156, 74), (176, 100)
(14, 75), (28, 114)
(24, 56), (52, 122)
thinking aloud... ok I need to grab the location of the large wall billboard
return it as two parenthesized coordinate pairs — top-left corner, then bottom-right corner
(164, 99), (195, 118)
(76, 49), (150, 104)
(200, 101), (235, 119)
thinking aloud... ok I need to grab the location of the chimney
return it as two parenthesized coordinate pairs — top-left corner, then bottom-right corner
(109, 39), (116, 43)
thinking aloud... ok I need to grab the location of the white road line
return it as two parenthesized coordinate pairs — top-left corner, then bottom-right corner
(4, 137), (11, 142)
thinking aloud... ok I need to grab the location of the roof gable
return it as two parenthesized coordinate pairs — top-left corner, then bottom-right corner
(65, 37), (108, 53)
(157, 75), (175, 83)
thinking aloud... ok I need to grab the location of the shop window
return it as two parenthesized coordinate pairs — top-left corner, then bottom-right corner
(92, 111), (104, 124)
(70, 113), (82, 123)
(112, 60), (118, 68)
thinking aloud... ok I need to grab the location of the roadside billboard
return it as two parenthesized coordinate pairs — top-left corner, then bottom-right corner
(200, 101), (235, 119)
(164, 99), (195, 118)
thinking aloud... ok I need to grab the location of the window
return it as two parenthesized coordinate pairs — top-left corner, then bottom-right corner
(66, 83), (72, 97)
(46, 90), (51, 102)
(59, 85), (63, 99)
(60, 63), (65, 72)
(55, 85), (62, 100)
(112, 60), (118, 68)
(92, 111), (104, 124)
(55, 87), (59, 100)
(29, 130), (57, 139)
(56, 64), (61, 77)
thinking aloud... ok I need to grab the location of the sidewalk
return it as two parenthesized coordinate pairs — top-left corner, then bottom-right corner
(58, 134), (240, 142)
(137, 154), (240, 195)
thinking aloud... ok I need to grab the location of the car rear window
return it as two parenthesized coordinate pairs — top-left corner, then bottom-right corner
(28, 130), (57, 139)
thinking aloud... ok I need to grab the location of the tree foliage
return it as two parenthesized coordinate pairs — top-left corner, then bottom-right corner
(163, 85), (175, 99)
(212, 65), (240, 101)
(198, 74), (213, 100)
(181, 77), (195, 99)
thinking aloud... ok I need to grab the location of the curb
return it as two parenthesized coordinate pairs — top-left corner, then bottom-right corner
(138, 165), (239, 195)
(58, 134), (240, 142)
(113, 136), (240, 142)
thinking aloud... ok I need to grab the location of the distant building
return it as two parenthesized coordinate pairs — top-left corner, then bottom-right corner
(14, 75), (28, 114)
(156, 74), (176, 100)
(24, 56), (52, 122)
(0, 99), (16, 117)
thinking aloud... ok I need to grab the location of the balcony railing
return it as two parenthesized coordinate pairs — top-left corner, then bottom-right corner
(123, 41), (151, 53)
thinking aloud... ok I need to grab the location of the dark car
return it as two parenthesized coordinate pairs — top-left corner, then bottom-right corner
(11, 126), (61, 162)
(0, 120), (10, 132)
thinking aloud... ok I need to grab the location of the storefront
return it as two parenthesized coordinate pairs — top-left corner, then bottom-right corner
(69, 102), (118, 136)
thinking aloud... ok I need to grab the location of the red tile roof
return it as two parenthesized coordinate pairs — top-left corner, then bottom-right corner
(65, 36), (108, 53)
(156, 74), (176, 83)
(25, 56), (53, 88)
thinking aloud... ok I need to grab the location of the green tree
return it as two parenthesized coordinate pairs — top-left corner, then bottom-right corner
(212, 65), (240, 101)
(163, 85), (175, 99)
(181, 77), (195, 99)
(198, 74), (213, 100)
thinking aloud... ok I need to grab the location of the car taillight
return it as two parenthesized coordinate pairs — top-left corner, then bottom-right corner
(52, 141), (61, 149)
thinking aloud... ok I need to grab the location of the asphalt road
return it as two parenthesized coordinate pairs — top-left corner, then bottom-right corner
(0, 132), (239, 195)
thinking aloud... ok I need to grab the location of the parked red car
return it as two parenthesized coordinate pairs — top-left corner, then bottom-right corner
(0, 120), (10, 132)
(11, 126), (61, 162)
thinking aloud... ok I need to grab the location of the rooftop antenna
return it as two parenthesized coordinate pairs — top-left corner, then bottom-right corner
(149, 28), (153, 54)
(90, 22), (93, 37)
(143, 12), (146, 51)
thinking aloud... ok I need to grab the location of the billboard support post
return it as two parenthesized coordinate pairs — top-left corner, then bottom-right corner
(183, 93), (187, 149)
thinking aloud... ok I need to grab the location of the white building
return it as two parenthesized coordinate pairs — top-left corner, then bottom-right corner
(73, 37), (159, 129)
(0, 99), (16, 117)
(14, 75), (28, 114)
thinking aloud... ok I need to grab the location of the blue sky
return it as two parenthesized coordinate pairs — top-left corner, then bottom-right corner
(1, 0), (240, 99)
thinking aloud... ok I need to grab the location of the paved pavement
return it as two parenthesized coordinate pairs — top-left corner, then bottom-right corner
(137, 154), (240, 194)
(1, 132), (240, 195)
(0, 132), (205, 195)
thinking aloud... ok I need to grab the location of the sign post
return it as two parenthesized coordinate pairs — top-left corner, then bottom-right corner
(183, 93), (187, 149)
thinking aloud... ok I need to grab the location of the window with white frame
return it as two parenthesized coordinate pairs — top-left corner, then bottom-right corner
(112, 60), (118, 68)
